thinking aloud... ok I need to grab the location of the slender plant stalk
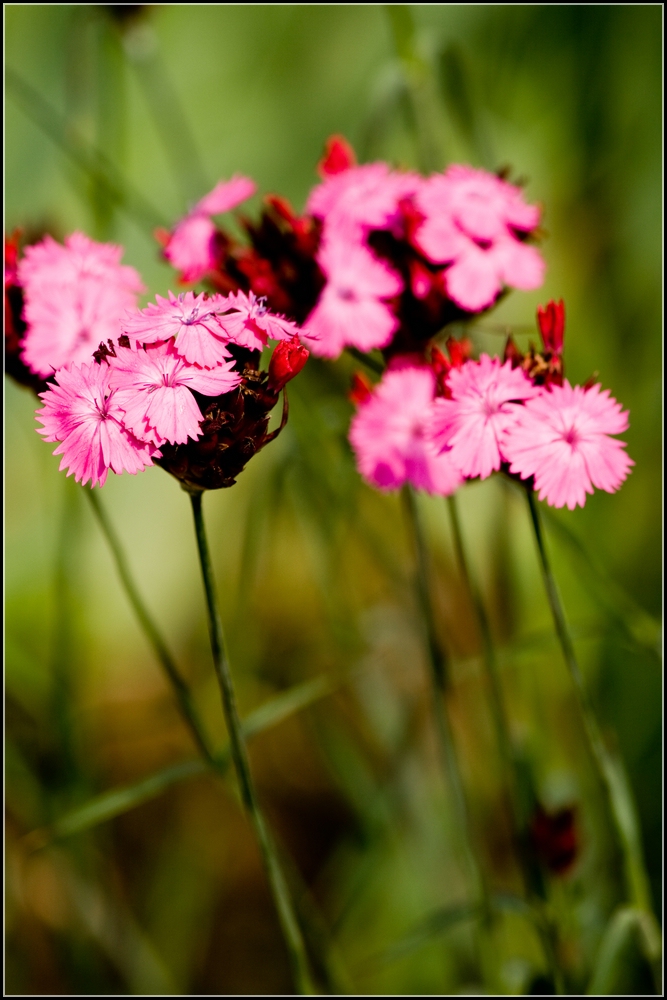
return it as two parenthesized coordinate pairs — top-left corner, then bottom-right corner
(401, 487), (493, 983)
(525, 486), (661, 984)
(447, 493), (565, 993)
(84, 488), (216, 766)
(189, 489), (316, 996)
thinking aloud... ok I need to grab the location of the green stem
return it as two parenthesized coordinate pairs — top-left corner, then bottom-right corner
(189, 490), (316, 996)
(402, 487), (491, 975)
(447, 493), (565, 993)
(84, 488), (216, 767)
(525, 487), (658, 930)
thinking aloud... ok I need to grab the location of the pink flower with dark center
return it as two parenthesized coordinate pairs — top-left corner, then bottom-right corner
(36, 362), (158, 488)
(430, 354), (538, 480)
(414, 166), (544, 311)
(122, 291), (233, 369)
(18, 233), (144, 377)
(218, 290), (303, 351)
(165, 175), (256, 283)
(503, 381), (633, 509)
(349, 361), (462, 495)
(302, 237), (402, 359)
(307, 162), (421, 232)
(107, 340), (241, 446)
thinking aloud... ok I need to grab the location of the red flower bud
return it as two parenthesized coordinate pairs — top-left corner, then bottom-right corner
(431, 345), (452, 398)
(349, 371), (373, 406)
(504, 335), (524, 368)
(267, 335), (309, 391)
(537, 299), (565, 354)
(318, 135), (356, 178)
(530, 804), (578, 876)
(446, 336), (472, 368)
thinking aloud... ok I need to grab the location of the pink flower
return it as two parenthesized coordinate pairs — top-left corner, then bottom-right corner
(430, 354), (538, 480)
(503, 381), (633, 510)
(35, 362), (157, 488)
(107, 340), (241, 446)
(302, 237), (402, 359)
(307, 162), (421, 232)
(414, 167), (544, 311)
(18, 233), (144, 378)
(349, 362), (462, 495)
(164, 176), (256, 283)
(217, 290), (302, 351)
(122, 291), (233, 369)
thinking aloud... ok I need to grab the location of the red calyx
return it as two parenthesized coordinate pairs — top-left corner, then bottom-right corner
(530, 805), (577, 876)
(504, 335), (524, 368)
(318, 135), (356, 178)
(537, 299), (565, 354)
(446, 336), (471, 368)
(349, 371), (373, 406)
(267, 335), (309, 391)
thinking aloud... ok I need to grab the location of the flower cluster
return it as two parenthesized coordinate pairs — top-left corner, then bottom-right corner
(5, 231), (308, 490)
(349, 303), (633, 509)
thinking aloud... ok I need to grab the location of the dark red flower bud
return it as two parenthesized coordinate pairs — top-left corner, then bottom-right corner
(430, 345), (452, 397)
(267, 335), (309, 391)
(504, 335), (524, 368)
(537, 299), (565, 354)
(530, 805), (578, 875)
(349, 371), (373, 406)
(446, 336), (472, 368)
(318, 135), (356, 178)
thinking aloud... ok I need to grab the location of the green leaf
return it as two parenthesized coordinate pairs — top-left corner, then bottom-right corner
(587, 906), (661, 995)
(25, 674), (338, 850)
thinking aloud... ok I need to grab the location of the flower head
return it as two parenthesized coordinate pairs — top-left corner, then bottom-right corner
(430, 354), (538, 480)
(302, 238), (402, 358)
(218, 290), (303, 351)
(503, 380), (633, 509)
(349, 361), (462, 495)
(36, 362), (157, 488)
(307, 161), (420, 233)
(122, 291), (233, 368)
(107, 340), (242, 446)
(18, 233), (144, 377)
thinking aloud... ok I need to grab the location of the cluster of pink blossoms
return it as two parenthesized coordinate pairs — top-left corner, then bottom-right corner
(349, 302), (633, 510)
(6, 231), (308, 489)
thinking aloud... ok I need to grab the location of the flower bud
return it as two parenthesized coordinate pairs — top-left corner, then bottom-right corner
(537, 299), (565, 354)
(267, 335), (309, 391)
(318, 135), (356, 178)
(349, 371), (373, 406)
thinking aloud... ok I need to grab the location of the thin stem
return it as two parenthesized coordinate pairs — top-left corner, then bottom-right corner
(84, 488), (216, 766)
(525, 487), (659, 933)
(447, 493), (565, 993)
(189, 490), (316, 996)
(401, 487), (491, 975)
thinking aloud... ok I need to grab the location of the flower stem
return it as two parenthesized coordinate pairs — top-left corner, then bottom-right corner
(189, 489), (316, 996)
(447, 493), (565, 993)
(84, 488), (216, 767)
(402, 487), (492, 976)
(525, 486), (661, 973)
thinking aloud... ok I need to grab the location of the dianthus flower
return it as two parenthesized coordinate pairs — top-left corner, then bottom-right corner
(414, 166), (544, 311)
(503, 381), (633, 509)
(36, 362), (158, 488)
(349, 361), (462, 495)
(107, 340), (242, 446)
(164, 175), (256, 283)
(18, 233), (144, 377)
(302, 237), (402, 358)
(430, 354), (538, 480)
(122, 291), (234, 368)
(307, 162), (421, 233)
(217, 290), (302, 351)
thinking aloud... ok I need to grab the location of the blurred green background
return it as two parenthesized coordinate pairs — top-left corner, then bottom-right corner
(5, 5), (661, 994)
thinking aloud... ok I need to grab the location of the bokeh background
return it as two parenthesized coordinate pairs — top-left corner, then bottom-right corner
(5, 5), (662, 995)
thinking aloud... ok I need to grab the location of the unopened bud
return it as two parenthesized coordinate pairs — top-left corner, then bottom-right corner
(318, 135), (356, 178)
(537, 299), (565, 354)
(268, 336), (309, 391)
(446, 336), (472, 368)
(349, 371), (373, 406)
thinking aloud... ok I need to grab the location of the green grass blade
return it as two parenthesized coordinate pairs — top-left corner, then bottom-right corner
(587, 906), (661, 995)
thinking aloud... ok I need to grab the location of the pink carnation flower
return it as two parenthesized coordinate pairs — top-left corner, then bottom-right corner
(302, 237), (402, 359)
(503, 381), (634, 510)
(165, 175), (256, 283)
(218, 290), (303, 351)
(307, 162), (420, 232)
(349, 362), (462, 495)
(36, 362), (157, 488)
(415, 167), (544, 311)
(122, 291), (233, 369)
(107, 340), (241, 446)
(430, 354), (538, 480)
(18, 233), (144, 378)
